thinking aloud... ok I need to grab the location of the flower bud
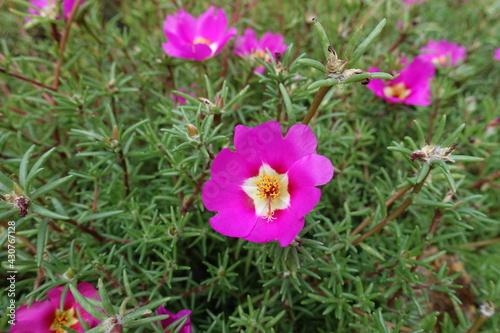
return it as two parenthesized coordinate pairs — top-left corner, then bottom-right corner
(186, 124), (199, 138)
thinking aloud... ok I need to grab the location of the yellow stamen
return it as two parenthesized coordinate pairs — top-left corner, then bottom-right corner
(432, 54), (448, 66)
(50, 308), (79, 333)
(254, 173), (281, 221)
(193, 37), (211, 45)
(251, 50), (270, 62)
(383, 82), (411, 100)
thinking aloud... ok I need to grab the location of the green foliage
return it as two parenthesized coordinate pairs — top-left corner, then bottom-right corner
(1, 0), (500, 332)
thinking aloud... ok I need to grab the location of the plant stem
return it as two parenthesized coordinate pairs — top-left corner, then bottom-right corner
(462, 237), (500, 249)
(0, 67), (57, 91)
(352, 168), (430, 246)
(302, 86), (332, 125)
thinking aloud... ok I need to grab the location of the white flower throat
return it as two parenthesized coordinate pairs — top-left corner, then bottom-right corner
(242, 164), (290, 222)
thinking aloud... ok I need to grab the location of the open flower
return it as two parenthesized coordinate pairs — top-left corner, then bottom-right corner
(26, 0), (84, 21)
(11, 282), (100, 333)
(202, 121), (334, 247)
(494, 48), (500, 61)
(162, 6), (237, 61)
(418, 39), (467, 66)
(234, 29), (287, 73)
(366, 57), (435, 106)
(157, 306), (192, 333)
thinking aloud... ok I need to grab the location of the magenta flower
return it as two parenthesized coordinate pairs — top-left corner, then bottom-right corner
(418, 40), (467, 66)
(11, 282), (100, 333)
(403, 0), (427, 5)
(26, 0), (84, 21)
(366, 57), (435, 106)
(494, 48), (500, 61)
(162, 6), (237, 61)
(202, 121), (334, 247)
(157, 306), (192, 333)
(234, 29), (287, 73)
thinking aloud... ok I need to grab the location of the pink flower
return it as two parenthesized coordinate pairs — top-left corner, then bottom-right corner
(234, 29), (287, 73)
(418, 40), (467, 66)
(366, 57), (435, 106)
(26, 0), (84, 21)
(494, 48), (500, 61)
(162, 6), (237, 61)
(403, 0), (427, 5)
(157, 306), (192, 333)
(202, 121), (334, 247)
(11, 282), (100, 333)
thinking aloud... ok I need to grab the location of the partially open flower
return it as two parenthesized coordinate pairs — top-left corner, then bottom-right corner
(234, 29), (287, 73)
(366, 57), (435, 106)
(162, 6), (237, 61)
(26, 0), (84, 21)
(157, 306), (192, 333)
(418, 39), (467, 67)
(11, 282), (100, 333)
(202, 121), (334, 247)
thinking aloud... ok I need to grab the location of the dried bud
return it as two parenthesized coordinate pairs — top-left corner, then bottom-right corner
(479, 302), (495, 318)
(326, 46), (348, 74)
(107, 79), (118, 93)
(411, 144), (458, 163)
(1, 193), (31, 217)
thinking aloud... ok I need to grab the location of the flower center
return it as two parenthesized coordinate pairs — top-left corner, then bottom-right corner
(432, 54), (448, 66)
(251, 50), (270, 62)
(242, 164), (290, 222)
(50, 308), (79, 333)
(193, 37), (211, 46)
(254, 174), (281, 221)
(383, 82), (412, 100)
(40, 0), (57, 19)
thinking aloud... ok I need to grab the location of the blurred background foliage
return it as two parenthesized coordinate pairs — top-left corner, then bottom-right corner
(1, 0), (499, 332)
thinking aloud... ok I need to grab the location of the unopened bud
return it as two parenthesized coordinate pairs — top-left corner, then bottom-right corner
(186, 124), (199, 138)
(62, 268), (76, 280)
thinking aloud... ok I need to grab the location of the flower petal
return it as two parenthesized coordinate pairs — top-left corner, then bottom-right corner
(244, 208), (304, 246)
(207, 183), (258, 237)
(11, 301), (55, 333)
(260, 32), (287, 54)
(197, 7), (226, 42)
(287, 154), (334, 187)
(234, 29), (259, 56)
(210, 149), (258, 184)
(234, 121), (320, 174)
(283, 124), (318, 160)
(164, 10), (196, 43)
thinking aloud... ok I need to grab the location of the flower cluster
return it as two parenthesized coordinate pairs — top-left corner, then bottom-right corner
(202, 121), (334, 247)
(161, 6), (287, 72)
